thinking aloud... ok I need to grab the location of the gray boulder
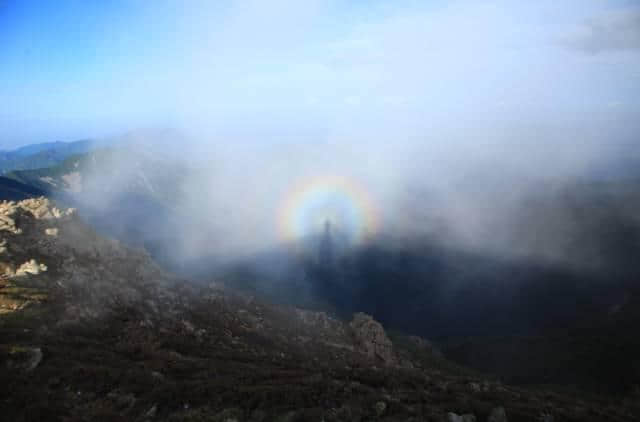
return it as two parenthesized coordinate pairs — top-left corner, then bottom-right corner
(446, 412), (477, 422)
(488, 407), (508, 422)
(350, 312), (396, 364)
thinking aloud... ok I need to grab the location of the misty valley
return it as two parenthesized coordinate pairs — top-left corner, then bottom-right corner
(1, 134), (640, 421)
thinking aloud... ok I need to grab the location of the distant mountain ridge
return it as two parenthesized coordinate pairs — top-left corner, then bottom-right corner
(0, 139), (94, 175)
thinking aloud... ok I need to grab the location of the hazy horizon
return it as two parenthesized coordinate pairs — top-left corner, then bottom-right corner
(2, 0), (639, 149)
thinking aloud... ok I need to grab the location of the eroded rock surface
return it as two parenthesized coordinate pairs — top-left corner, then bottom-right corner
(488, 406), (508, 422)
(0, 197), (74, 226)
(447, 413), (477, 422)
(350, 312), (396, 364)
(15, 259), (47, 276)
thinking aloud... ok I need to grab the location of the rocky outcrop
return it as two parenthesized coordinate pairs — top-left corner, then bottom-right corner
(0, 198), (66, 280)
(0, 197), (74, 223)
(447, 413), (477, 422)
(0, 211), (21, 234)
(6, 346), (42, 371)
(15, 259), (47, 276)
(0, 261), (15, 277)
(0, 197), (74, 235)
(45, 227), (59, 236)
(350, 312), (396, 364)
(488, 407), (508, 422)
(407, 334), (443, 358)
(0, 197), (171, 319)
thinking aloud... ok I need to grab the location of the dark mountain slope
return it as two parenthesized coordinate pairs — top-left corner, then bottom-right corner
(1, 198), (638, 421)
(0, 177), (47, 201)
(213, 177), (640, 395)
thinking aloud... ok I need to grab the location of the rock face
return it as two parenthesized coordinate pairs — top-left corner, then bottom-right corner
(0, 210), (21, 234)
(447, 412), (477, 422)
(6, 346), (42, 371)
(373, 401), (387, 417)
(488, 407), (508, 422)
(2, 200), (57, 280)
(0, 198), (68, 281)
(0, 197), (169, 317)
(349, 312), (396, 364)
(45, 227), (59, 236)
(407, 335), (443, 358)
(0, 197), (74, 235)
(15, 259), (47, 276)
(0, 197), (74, 223)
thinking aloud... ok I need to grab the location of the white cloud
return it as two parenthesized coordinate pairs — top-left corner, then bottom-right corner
(562, 8), (640, 54)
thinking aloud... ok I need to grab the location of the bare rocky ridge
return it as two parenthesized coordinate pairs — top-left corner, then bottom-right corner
(0, 198), (638, 421)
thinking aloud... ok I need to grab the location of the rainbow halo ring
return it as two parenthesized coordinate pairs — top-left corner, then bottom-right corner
(278, 175), (379, 245)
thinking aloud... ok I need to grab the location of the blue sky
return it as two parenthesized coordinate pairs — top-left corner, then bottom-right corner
(1, 0), (639, 148)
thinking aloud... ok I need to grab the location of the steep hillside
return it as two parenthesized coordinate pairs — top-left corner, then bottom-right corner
(4, 146), (196, 267)
(1, 197), (638, 421)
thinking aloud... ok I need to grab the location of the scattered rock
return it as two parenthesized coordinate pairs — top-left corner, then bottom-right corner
(6, 346), (42, 371)
(45, 227), (59, 236)
(0, 212), (20, 234)
(407, 335), (443, 358)
(373, 401), (387, 417)
(182, 319), (195, 333)
(26, 347), (42, 371)
(144, 404), (157, 418)
(18, 197), (75, 219)
(446, 413), (476, 422)
(107, 390), (136, 411)
(296, 309), (332, 329)
(215, 407), (243, 422)
(0, 198), (74, 224)
(350, 312), (396, 364)
(488, 407), (507, 422)
(15, 259), (47, 276)
(274, 411), (298, 422)
(249, 409), (266, 422)
(0, 261), (16, 277)
(537, 413), (554, 422)
(468, 380), (491, 393)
